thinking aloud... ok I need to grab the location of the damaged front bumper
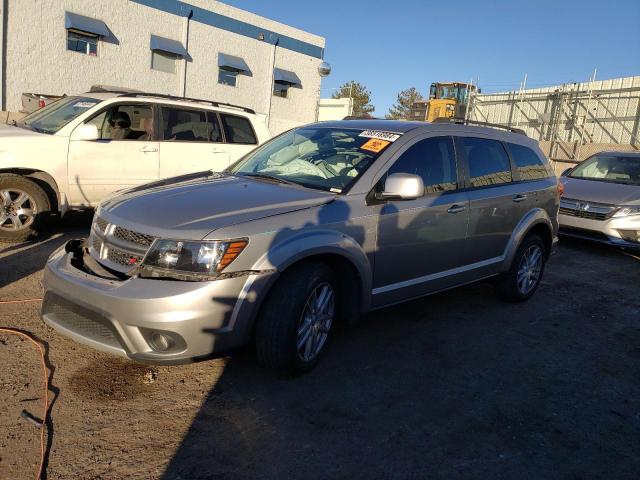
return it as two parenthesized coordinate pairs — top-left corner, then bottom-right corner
(41, 240), (276, 364)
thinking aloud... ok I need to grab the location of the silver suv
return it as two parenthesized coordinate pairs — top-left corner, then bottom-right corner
(42, 120), (560, 375)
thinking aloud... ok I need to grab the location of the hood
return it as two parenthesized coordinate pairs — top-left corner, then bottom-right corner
(99, 172), (336, 239)
(0, 123), (46, 140)
(561, 177), (640, 205)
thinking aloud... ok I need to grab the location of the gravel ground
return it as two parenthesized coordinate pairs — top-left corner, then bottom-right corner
(1, 212), (639, 480)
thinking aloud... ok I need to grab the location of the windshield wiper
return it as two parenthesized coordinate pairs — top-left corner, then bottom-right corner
(240, 173), (298, 186)
(572, 176), (637, 185)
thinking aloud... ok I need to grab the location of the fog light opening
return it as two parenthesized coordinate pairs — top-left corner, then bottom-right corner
(149, 332), (174, 352)
(617, 229), (640, 243)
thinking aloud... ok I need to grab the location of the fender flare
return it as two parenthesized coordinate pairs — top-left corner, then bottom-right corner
(0, 168), (64, 214)
(501, 208), (554, 271)
(254, 228), (373, 312)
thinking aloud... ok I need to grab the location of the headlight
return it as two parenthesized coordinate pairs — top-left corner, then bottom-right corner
(613, 206), (640, 217)
(139, 238), (248, 280)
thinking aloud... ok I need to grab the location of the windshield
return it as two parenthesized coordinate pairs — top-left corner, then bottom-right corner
(19, 96), (100, 134)
(435, 85), (471, 102)
(569, 155), (640, 186)
(227, 127), (396, 193)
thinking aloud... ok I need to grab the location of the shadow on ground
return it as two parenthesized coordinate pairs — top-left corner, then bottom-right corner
(0, 211), (93, 290)
(160, 240), (640, 480)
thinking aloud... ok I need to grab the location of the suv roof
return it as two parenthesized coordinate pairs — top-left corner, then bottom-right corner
(316, 119), (532, 141)
(79, 90), (258, 116)
(593, 150), (640, 157)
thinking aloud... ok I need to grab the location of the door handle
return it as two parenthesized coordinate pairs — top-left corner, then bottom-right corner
(512, 194), (528, 203)
(139, 146), (158, 153)
(212, 146), (226, 153)
(447, 204), (466, 214)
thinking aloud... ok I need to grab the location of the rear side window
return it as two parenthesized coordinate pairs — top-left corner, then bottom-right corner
(388, 136), (457, 193)
(220, 114), (257, 144)
(161, 107), (222, 142)
(460, 137), (512, 187)
(507, 143), (550, 180)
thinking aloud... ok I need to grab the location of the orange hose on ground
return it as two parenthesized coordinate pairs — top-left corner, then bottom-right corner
(0, 328), (49, 480)
(0, 298), (43, 304)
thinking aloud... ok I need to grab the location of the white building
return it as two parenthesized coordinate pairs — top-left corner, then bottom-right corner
(317, 98), (353, 121)
(0, 0), (328, 134)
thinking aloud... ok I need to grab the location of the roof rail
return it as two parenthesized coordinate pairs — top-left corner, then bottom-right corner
(117, 92), (256, 114)
(89, 85), (143, 94)
(432, 117), (527, 135)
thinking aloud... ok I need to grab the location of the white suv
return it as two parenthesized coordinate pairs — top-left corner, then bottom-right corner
(0, 89), (271, 242)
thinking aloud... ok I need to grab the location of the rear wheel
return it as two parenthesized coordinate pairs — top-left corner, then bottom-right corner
(497, 234), (546, 302)
(256, 262), (337, 376)
(0, 174), (51, 243)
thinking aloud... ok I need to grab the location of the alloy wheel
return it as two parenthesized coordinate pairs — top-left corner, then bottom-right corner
(516, 244), (543, 295)
(296, 282), (335, 362)
(0, 188), (36, 231)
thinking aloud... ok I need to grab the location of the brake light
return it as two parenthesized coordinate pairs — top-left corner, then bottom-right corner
(557, 178), (565, 198)
(38, 100), (45, 109)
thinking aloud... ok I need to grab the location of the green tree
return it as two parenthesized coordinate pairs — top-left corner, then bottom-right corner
(331, 81), (375, 117)
(386, 87), (424, 120)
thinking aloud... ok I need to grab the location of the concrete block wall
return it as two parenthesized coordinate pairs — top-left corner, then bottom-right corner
(2, 0), (326, 134)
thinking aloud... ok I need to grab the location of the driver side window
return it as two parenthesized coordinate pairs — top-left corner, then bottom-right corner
(87, 104), (154, 141)
(386, 136), (458, 193)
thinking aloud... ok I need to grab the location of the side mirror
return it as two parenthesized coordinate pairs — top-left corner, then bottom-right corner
(561, 167), (573, 176)
(377, 173), (424, 201)
(72, 123), (99, 141)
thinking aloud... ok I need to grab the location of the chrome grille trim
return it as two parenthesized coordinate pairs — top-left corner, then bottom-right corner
(559, 198), (617, 221)
(94, 216), (109, 233)
(90, 235), (102, 255)
(89, 216), (156, 273)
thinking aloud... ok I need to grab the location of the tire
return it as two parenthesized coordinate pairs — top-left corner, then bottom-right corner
(497, 234), (547, 302)
(0, 174), (51, 243)
(256, 262), (338, 376)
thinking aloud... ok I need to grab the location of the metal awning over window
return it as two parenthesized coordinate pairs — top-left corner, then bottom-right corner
(150, 35), (188, 57)
(218, 53), (252, 76)
(64, 11), (110, 37)
(274, 68), (302, 88)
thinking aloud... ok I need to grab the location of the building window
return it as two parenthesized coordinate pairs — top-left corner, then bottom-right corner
(218, 68), (238, 87)
(67, 31), (98, 56)
(273, 82), (289, 98)
(152, 50), (177, 74)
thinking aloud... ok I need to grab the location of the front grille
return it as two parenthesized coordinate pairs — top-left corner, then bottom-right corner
(94, 216), (109, 233)
(42, 294), (120, 349)
(107, 248), (142, 267)
(559, 207), (608, 221)
(90, 235), (102, 253)
(89, 217), (154, 273)
(113, 226), (156, 247)
(559, 198), (616, 221)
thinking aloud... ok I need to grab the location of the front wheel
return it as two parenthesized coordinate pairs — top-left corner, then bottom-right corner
(256, 262), (338, 376)
(0, 174), (51, 243)
(497, 234), (546, 302)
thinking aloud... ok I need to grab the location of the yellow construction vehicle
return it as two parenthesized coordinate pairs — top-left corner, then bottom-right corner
(425, 82), (478, 122)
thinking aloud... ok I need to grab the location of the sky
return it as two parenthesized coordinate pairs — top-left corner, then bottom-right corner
(223, 0), (640, 116)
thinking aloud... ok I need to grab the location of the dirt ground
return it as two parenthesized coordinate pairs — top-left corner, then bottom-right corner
(1, 212), (639, 480)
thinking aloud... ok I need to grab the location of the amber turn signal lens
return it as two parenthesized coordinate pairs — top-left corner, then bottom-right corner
(557, 179), (565, 198)
(216, 240), (248, 272)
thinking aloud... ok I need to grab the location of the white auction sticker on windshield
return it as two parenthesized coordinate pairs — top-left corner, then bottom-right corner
(75, 102), (97, 108)
(358, 130), (401, 142)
